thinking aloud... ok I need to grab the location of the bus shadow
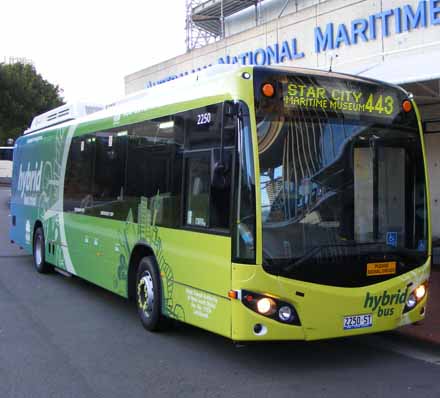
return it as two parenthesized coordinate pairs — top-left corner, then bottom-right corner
(168, 321), (385, 370)
(46, 270), (388, 372)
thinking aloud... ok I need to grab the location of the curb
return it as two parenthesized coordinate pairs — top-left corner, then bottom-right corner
(394, 327), (440, 347)
(389, 329), (440, 350)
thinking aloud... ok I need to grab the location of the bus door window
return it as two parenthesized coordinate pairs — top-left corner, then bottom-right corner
(185, 153), (211, 227)
(233, 104), (256, 263)
(211, 148), (234, 229)
(212, 103), (237, 230)
(186, 105), (221, 151)
(184, 149), (234, 230)
(182, 103), (235, 232)
(64, 135), (95, 213)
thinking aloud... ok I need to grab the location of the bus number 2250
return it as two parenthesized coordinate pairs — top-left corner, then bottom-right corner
(197, 112), (212, 125)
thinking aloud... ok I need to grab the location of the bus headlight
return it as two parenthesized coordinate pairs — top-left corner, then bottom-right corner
(241, 290), (301, 325)
(278, 306), (293, 322)
(415, 284), (426, 300)
(403, 282), (428, 313)
(256, 297), (276, 315)
(406, 294), (417, 310)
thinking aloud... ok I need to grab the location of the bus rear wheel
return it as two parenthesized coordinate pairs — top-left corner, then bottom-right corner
(136, 256), (167, 332)
(33, 227), (52, 274)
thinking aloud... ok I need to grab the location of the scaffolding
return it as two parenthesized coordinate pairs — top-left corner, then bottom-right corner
(186, 0), (264, 51)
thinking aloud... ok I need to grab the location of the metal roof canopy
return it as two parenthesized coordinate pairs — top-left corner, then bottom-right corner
(192, 0), (261, 36)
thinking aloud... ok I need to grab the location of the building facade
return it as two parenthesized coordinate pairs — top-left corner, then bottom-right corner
(125, 0), (440, 249)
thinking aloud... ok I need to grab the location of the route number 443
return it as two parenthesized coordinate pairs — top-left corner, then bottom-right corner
(364, 94), (394, 115)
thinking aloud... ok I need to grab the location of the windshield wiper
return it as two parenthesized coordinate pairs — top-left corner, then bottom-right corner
(282, 241), (387, 273)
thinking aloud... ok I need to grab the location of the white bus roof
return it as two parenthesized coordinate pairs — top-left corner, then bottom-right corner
(24, 102), (103, 135)
(23, 65), (243, 137)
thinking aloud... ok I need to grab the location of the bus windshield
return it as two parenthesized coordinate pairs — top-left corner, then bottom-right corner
(254, 70), (428, 287)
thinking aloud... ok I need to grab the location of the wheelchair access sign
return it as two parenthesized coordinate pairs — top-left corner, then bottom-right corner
(386, 232), (398, 247)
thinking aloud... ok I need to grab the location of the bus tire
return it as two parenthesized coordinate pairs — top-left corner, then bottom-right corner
(136, 256), (167, 332)
(33, 227), (52, 274)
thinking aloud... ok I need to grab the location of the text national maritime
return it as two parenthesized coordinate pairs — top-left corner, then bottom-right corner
(146, 0), (440, 88)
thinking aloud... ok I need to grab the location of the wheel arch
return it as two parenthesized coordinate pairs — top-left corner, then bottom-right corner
(33, 220), (44, 246)
(32, 219), (53, 273)
(127, 242), (156, 301)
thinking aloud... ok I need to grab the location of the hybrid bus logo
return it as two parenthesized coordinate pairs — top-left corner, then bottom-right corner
(364, 288), (409, 317)
(17, 162), (43, 200)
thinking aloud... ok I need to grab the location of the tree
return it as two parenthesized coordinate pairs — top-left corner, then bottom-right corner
(0, 62), (64, 144)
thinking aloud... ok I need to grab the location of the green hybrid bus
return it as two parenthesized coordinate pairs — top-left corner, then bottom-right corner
(10, 65), (431, 341)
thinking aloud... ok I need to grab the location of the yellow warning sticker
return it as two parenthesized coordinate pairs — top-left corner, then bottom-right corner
(367, 261), (397, 276)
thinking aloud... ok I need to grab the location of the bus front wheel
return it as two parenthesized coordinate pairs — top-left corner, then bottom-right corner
(136, 256), (167, 332)
(33, 227), (52, 274)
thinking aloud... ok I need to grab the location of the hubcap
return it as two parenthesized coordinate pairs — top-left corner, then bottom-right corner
(35, 236), (43, 266)
(137, 271), (154, 318)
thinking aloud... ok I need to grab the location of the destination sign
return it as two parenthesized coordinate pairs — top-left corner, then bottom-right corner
(283, 79), (400, 118)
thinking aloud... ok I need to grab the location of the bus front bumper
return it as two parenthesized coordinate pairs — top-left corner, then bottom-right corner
(230, 260), (430, 341)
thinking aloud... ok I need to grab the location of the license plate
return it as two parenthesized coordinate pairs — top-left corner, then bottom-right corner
(343, 314), (373, 330)
(367, 261), (396, 276)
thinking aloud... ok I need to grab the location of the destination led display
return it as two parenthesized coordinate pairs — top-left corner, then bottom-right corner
(283, 79), (399, 118)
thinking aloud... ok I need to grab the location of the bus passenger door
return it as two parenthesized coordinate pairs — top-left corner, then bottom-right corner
(161, 103), (235, 337)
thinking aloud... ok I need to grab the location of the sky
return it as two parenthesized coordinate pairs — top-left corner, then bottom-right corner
(1, 0), (187, 105)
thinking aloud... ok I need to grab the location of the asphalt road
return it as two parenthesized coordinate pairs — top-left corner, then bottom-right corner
(0, 185), (439, 398)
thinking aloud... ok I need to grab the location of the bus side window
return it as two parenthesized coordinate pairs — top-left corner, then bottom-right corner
(125, 117), (183, 227)
(91, 131), (127, 217)
(64, 136), (95, 213)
